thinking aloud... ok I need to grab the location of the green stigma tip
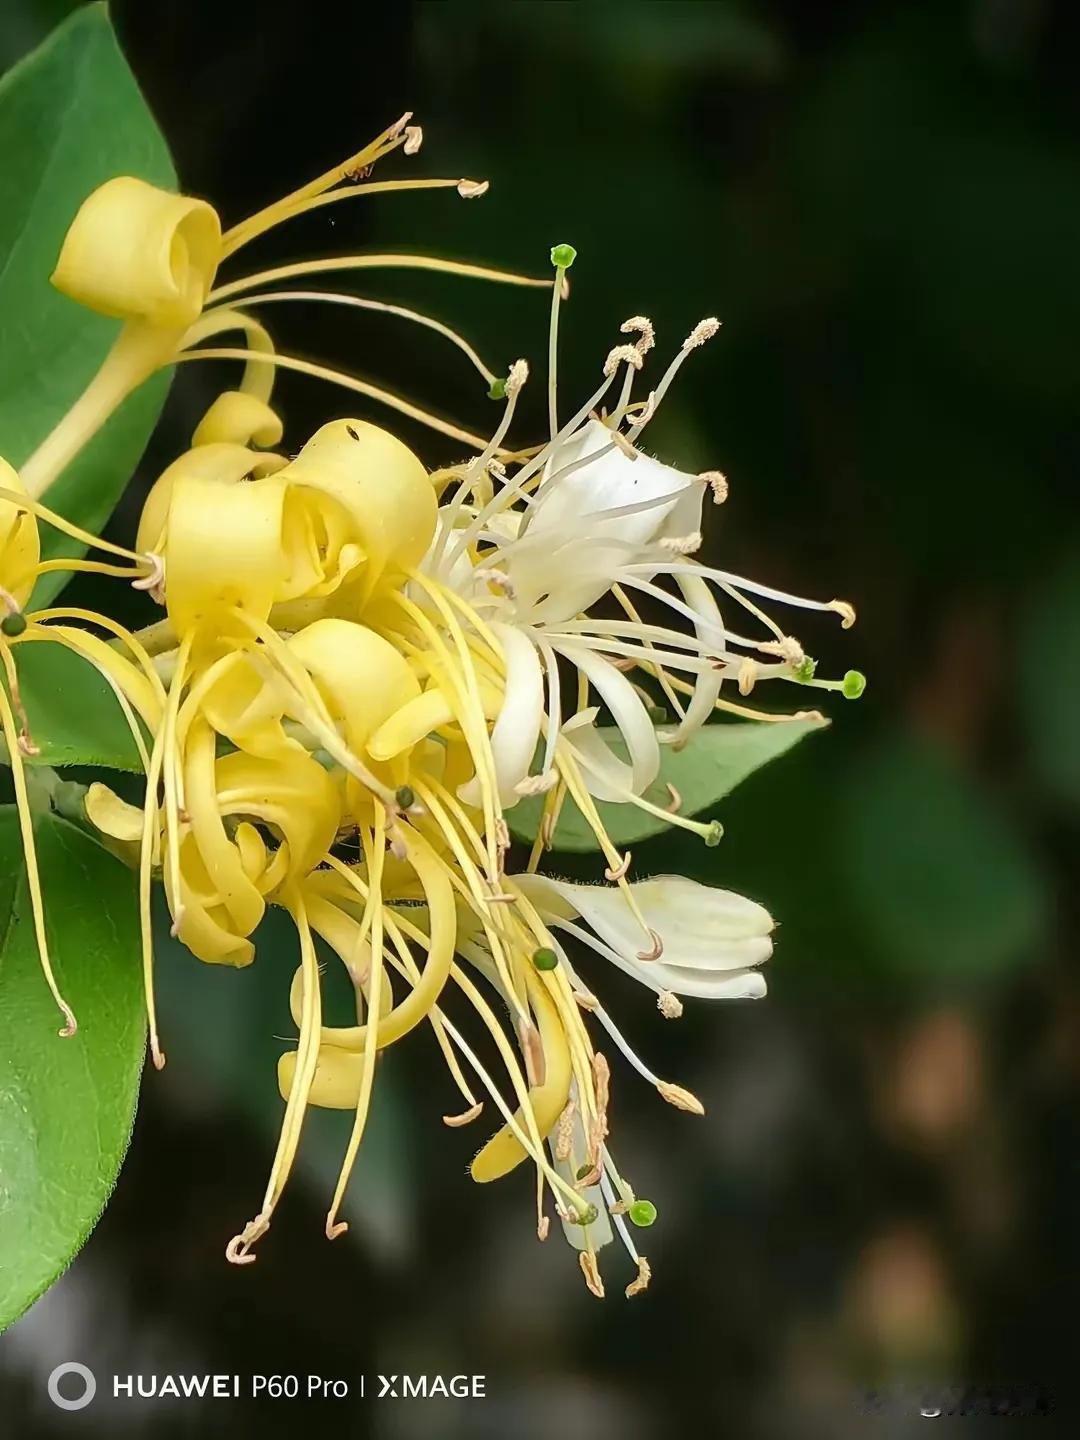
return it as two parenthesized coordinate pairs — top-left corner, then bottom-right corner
(629, 1199), (658, 1228)
(793, 656), (817, 684)
(550, 243), (577, 270)
(842, 669), (866, 700)
(532, 946), (558, 972)
(1, 611), (27, 637)
(395, 785), (416, 810)
(570, 1203), (598, 1226)
(704, 820), (723, 848)
(487, 377), (507, 401)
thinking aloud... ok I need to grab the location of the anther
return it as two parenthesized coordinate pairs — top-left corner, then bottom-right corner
(759, 634), (805, 667)
(700, 469), (729, 503)
(682, 317), (721, 350)
(403, 124), (424, 155)
(326, 1218), (349, 1241)
(657, 990), (683, 1020)
(603, 344), (644, 377)
(515, 771), (558, 796)
(573, 989), (599, 1012)
(555, 1100), (575, 1161)
(659, 531), (702, 556)
(132, 552), (166, 603)
(506, 358), (529, 395)
(636, 929), (664, 962)
(831, 599), (857, 629)
(457, 178), (489, 199)
(665, 783), (682, 814)
(519, 1018), (546, 1088)
(737, 657), (758, 695)
(657, 1080), (705, 1115)
(604, 850), (631, 882)
(579, 1252), (605, 1299)
(620, 315), (655, 355)
(625, 1256), (652, 1298)
(443, 1102), (484, 1128)
(537, 1215), (550, 1242)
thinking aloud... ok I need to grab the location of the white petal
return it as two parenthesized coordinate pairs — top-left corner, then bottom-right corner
(457, 623), (544, 809)
(667, 572), (725, 745)
(530, 418), (700, 551)
(553, 641), (660, 800)
(517, 873), (772, 1001)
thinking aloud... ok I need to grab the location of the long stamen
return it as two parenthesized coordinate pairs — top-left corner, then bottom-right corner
(208, 254), (552, 307)
(215, 291), (498, 384)
(323, 806), (386, 1240)
(0, 486), (155, 569)
(173, 348), (493, 451)
(227, 887), (323, 1263)
(0, 669), (77, 1037)
(220, 113), (415, 254)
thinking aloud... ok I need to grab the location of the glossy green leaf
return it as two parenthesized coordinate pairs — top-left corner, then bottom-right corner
(0, 807), (145, 1330)
(508, 715), (828, 850)
(838, 732), (1048, 988)
(0, 4), (175, 605)
(6, 637), (143, 770)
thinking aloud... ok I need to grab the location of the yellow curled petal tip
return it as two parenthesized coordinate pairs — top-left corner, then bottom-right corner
(52, 176), (222, 328)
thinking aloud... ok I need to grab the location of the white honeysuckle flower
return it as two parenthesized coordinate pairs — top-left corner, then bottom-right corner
(417, 315), (859, 845)
(515, 872), (773, 1000)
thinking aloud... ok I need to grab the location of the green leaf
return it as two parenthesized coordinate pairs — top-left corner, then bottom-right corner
(0, 807), (145, 1330)
(508, 716), (828, 850)
(7, 638), (143, 769)
(0, 4), (175, 606)
(837, 732), (1048, 989)
(1018, 550), (1080, 809)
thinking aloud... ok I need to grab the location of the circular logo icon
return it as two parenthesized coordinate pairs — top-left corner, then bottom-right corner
(47, 1362), (97, 1412)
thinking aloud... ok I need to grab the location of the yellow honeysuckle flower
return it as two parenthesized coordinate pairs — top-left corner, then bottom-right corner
(22, 112), (554, 505)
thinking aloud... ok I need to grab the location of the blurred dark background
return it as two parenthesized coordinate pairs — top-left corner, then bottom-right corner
(2, 0), (1079, 1434)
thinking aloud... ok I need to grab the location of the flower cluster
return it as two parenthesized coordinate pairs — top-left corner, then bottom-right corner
(0, 117), (861, 1298)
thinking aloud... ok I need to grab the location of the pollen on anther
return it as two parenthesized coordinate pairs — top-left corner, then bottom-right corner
(403, 125), (423, 155)
(457, 178), (490, 199)
(700, 470), (729, 504)
(657, 990), (683, 1020)
(620, 315), (655, 355)
(682, 317), (721, 350)
(603, 344), (644, 377)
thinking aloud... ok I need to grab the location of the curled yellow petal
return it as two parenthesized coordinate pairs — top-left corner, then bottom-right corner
(276, 419), (435, 601)
(193, 391), (283, 449)
(0, 460), (40, 607)
(286, 618), (422, 753)
(470, 970), (573, 1183)
(52, 177), (221, 328)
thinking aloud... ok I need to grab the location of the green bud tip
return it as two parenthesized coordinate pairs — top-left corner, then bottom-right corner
(571, 1203), (599, 1226)
(395, 785), (416, 810)
(550, 243), (577, 270)
(1, 611), (27, 637)
(704, 820), (723, 847)
(629, 1199), (658, 1228)
(842, 669), (866, 700)
(532, 946), (558, 972)
(793, 656), (817, 684)
(487, 377), (507, 401)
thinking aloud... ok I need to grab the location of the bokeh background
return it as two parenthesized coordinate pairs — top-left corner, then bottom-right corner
(2, 0), (1079, 1434)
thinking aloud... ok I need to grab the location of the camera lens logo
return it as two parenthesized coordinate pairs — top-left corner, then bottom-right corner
(47, 1362), (97, 1412)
